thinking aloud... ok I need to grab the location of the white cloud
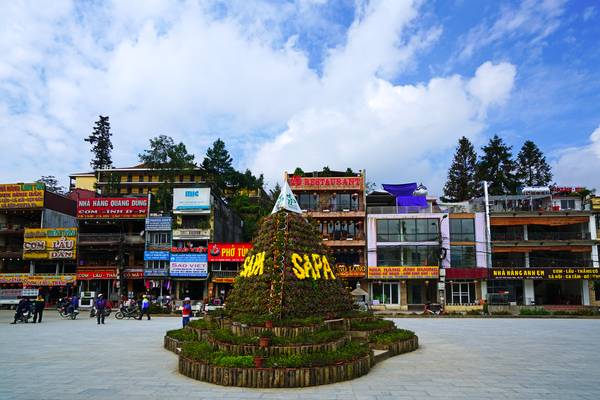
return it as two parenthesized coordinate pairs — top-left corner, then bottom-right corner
(583, 6), (596, 21)
(553, 125), (600, 188)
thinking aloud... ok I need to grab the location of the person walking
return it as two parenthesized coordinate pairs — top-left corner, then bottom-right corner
(95, 294), (107, 325)
(138, 295), (151, 320)
(181, 297), (192, 328)
(32, 294), (45, 323)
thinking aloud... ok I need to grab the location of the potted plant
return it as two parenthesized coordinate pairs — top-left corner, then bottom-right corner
(253, 355), (265, 368)
(264, 313), (274, 329)
(259, 330), (272, 348)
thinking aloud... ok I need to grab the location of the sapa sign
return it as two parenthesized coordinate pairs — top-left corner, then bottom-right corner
(239, 252), (336, 280)
(173, 188), (210, 212)
(77, 198), (148, 219)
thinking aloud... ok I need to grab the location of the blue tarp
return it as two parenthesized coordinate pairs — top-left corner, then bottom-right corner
(382, 183), (427, 208)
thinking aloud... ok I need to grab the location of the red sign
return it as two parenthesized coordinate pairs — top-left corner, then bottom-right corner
(77, 198), (148, 219)
(208, 243), (252, 262)
(288, 176), (363, 189)
(551, 186), (585, 194)
(123, 270), (144, 279)
(445, 268), (488, 280)
(77, 269), (117, 280)
(171, 246), (207, 253)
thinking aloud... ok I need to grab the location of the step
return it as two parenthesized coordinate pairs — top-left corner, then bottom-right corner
(373, 349), (390, 364)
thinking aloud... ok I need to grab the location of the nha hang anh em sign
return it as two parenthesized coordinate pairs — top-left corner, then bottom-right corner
(239, 252), (336, 280)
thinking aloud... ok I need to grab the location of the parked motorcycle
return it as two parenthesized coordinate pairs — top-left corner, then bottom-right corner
(114, 305), (140, 320)
(14, 308), (33, 323)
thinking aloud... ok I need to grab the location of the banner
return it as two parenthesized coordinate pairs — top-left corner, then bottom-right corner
(368, 266), (439, 279)
(288, 176), (363, 190)
(489, 268), (600, 280)
(77, 197), (148, 219)
(173, 188), (210, 212)
(336, 264), (366, 279)
(0, 183), (45, 209)
(208, 243), (252, 262)
(76, 269), (117, 280)
(0, 273), (76, 286)
(170, 253), (208, 277)
(23, 228), (77, 260)
(144, 251), (171, 261)
(145, 216), (172, 231)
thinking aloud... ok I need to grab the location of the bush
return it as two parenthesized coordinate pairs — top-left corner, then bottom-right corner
(519, 308), (550, 316)
(369, 329), (415, 345)
(266, 342), (370, 368)
(552, 310), (574, 316)
(211, 328), (258, 345)
(574, 308), (598, 316)
(212, 355), (255, 368)
(270, 328), (345, 346)
(233, 313), (269, 326)
(338, 310), (373, 319)
(350, 319), (394, 331)
(149, 304), (164, 314)
(166, 328), (198, 342)
(466, 309), (481, 316)
(274, 316), (323, 327)
(188, 319), (217, 330)
(181, 342), (215, 362)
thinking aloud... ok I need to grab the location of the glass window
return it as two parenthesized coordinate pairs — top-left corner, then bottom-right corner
(446, 282), (476, 304)
(371, 282), (400, 305)
(450, 245), (476, 268)
(298, 193), (318, 210)
(336, 194), (352, 210)
(560, 199), (576, 210)
(376, 219), (438, 242)
(450, 219), (475, 242)
(377, 246), (439, 266)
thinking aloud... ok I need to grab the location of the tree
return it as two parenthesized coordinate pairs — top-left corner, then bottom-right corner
(36, 176), (66, 194)
(202, 138), (236, 191)
(443, 137), (479, 202)
(516, 140), (553, 186)
(321, 166), (331, 175)
(139, 135), (196, 212)
(269, 183), (282, 202)
(476, 135), (519, 195)
(292, 167), (305, 176)
(85, 115), (113, 170)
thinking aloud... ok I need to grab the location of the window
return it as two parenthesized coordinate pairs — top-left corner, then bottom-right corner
(377, 245), (439, 266)
(335, 194), (352, 211)
(371, 282), (399, 304)
(560, 199), (576, 210)
(450, 245), (476, 268)
(139, 175), (144, 182)
(298, 193), (319, 210)
(377, 220), (400, 242)
(376, 219), (438, 242)
(127, 174), (132, 182)
(145, 260), (168, 269)
(450, 219), (475, 242)
(148, 232), (170, 245)
(138, 188), (143, 194)
(447, 282), (476, 304)
(491, 226), (524, 241)
(492, 252), (524, 268)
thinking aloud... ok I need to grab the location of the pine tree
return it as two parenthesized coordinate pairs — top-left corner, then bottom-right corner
(269, 183), (282, 202)
(443, 137), (479, 202)
(516, 140), (553, 186)
(85, 115), (113, 170)
(202, 138), (236, 191)
(476, 135), (519, 195)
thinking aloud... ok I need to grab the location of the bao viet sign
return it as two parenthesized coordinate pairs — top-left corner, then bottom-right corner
(368, 266), (439, 279)
(490, 268), (600, 280)
(288, 176), (363, 190)
(208, 243), (252, 262)
(23, 228), (77, 260)
(77, 198), (148, 219)
(336, 264), (366, 279)
(170, 253), (208, 278)
(0, 183), (45, 209)
(145, 216), (172, 231)
(173, 188), (210, 212)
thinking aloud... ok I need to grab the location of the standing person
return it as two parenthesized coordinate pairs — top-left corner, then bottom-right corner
(32, 294), (45, 323)
(95, 294), (107, 325)
(181, 297), (192, 328)
(138, 295), (151, 320)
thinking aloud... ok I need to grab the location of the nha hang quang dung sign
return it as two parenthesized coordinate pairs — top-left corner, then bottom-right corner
(239, 252), (337, 280)
(23, 228), (78, 260)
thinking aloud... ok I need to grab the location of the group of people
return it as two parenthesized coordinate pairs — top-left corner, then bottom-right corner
(11, 295), (45, 324)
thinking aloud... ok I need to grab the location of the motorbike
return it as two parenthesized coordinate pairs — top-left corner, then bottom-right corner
(57, 304), (79, 319)
(115, 305), (140, 320)
(90, 306), (112, 318)
(14, 308), (33, 323)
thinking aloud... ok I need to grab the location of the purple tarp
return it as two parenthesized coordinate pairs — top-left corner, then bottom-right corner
(382, 183), (427, 208)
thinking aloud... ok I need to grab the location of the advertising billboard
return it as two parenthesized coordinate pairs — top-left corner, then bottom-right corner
(208, 243), (252, 262)
(145, 216), (172, 231)
(144, 251), (171, 261)
(170, 253), (208, 277)
(368, 266), (439, 279)
(0, 183), (45, 209)
(23, 228), (77, 260)
(489, 268), (600, 280)
(76, 269), (117, 280)
(173, 188), (211, 212)
(77, 197), (148, 219)
(0, 273), (76, 286)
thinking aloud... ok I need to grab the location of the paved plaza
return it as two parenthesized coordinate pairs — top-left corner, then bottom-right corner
(0, 310), (599, 399)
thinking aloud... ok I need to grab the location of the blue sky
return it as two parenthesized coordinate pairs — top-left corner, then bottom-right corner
(0, 0), (599, 193)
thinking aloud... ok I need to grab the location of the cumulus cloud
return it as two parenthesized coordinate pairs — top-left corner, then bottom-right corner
(553, 125), (600, 188)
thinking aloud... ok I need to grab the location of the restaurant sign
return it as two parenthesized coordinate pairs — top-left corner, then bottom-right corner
(336, 264), (367, 278)
(23, 228), (77, 260)
(77, 198), (148, 219)
(490, 268), (600, 280)
(0, 183), (45, 209)
(288, 176), (363, 190)
(144, 251), (171, 261)
(368, 266), (439, 279)
(591, 197), (600, 211)
(76, 269), (118, 280)
(170, 253), (208, 278)
(208, 243), (252, 262)
(0, 273), (76, 286)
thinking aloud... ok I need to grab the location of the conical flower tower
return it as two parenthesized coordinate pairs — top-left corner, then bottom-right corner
(226, 182), (355, 320)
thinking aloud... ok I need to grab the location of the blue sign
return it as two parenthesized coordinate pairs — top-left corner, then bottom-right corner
(170, 253), (208, 277)
(145, 217), (172, 231)
(144, 251), (171, 261)
(144, 269), (169, 277)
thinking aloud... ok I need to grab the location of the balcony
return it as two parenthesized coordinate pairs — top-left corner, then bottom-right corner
(527, 232), (591, 241)
(0, 246), (23, 257)
(172, 228), (211, 240)
(367, 206), (432, 214)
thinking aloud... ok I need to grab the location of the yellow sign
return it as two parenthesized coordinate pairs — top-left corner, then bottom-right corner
(591, 197), (600, 211)
(368, 266), (439, 279)
(0, 183), (45, 209)
(23, 228), (78, 260)
(239, 252), (336, 280)
(0, 273), (76, 286)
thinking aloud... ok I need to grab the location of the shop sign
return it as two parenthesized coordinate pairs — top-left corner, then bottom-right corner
(288, 176), (363, 190)
(23, 228), (77, 260)
(76, 269), (118, 280)
(172, 228), (211, 239)
(171, 246), (207, 253)
(145, 216), (172, 231)
(144, 251), (171, 261)
(212, 277), (235, 283)
(208, 243), (252, 262)
(591, 197), (600, 211)
(173, 188), (211, 212)
(170, 253), (208, 277)
(489, 268), (600, 280)
(0, 273), (76, 286)
(144, 269), (169, 277)
(368, 266), (439, 279)
(123, 270), (144, 279)
(336, 264), (366, 278)
(551, 186), (586, 194)
(0, 183), (45, 209)
(77, 198), (148, 219)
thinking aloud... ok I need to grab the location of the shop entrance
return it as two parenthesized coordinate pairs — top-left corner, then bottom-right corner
(178, 281), (205, 300)
(534, 280), (582, 305)
(407, 281), (436, 306)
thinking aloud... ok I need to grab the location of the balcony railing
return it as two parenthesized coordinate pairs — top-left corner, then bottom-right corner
(492, 233), (525, 241)
(301, 205), (364, 213)
(321, 231), (365, 241)
(78, 233), (145, 245)
(367, 206), (431, 214)
(527, 232), (591, 241)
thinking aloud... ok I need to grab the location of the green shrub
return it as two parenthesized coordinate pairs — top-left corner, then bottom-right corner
(574, 308), (598, 316)
(274, 316), (323, 327)
(212, 355), (255, 368)
(166, 328), (197, 342)
(211, 328), (258, 345)
(148, 304), (163, 314)
(188, 319), (217, 330)
(552, 310), (574, 316)
(369, 329), (415, 345)
(181, 342), (215, 362)
(338, 310), (373, 318)
(233, 313), (269, 326)
(350, 319), (394, 331)
(519, 308), (550, 316)
(270, 328), (345, 346)
(266, 342), (370, 368)
(466, 309), (481, 316)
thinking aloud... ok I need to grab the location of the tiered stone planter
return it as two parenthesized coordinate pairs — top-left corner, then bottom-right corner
(230, 323), (320, 338)
(164, 336), (182, 354)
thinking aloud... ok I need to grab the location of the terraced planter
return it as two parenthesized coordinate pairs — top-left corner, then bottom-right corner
(164, 336), (182, 354)
(207, 335), (351, 356)
(231, 323), (320, 338)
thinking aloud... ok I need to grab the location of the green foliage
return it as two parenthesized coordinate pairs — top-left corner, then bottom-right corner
(491, 311), (512, 315)
(350, 319), (394, 331)
(266, 342), (370, 368)
(188, 319), (218, 330)
(85, 115), (113, 170)
(369, 329), (415, 345)
(292, 167), (305, 176)
(212, 329), (259, 345)
(166, 328), (198, 342)
(338, 310), (373, 319)
(271, 328), (345, 346)
(476, 135), (519, 195)
(466, 309), (482, 315)
(274, 316), (323, 327)
(519, 307), (551, 316)
(36, 176), (66, 195)
(443, 136), (479, 201)
(552, 308), (598, 316)
(516, 140), (552, 186)
(213, 355), (255, 368)
(181, 342), (214, 361)
(201, 138), (236, 192)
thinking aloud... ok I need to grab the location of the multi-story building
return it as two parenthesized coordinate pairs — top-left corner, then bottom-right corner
(285, 170), (367, 288)
(143, 215), (173, 298)
(0, 183), (77, 304)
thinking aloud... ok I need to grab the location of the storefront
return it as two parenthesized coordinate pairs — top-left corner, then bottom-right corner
(76, 268), (118, 301)
(444, 268), (488, 308)
(368, 266), (439, 310)
(336, 264), (367, 291)
(170, 252), (208, 301)
(1, 273), (77, 304)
